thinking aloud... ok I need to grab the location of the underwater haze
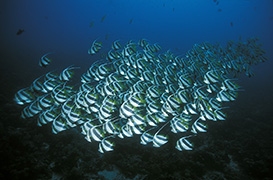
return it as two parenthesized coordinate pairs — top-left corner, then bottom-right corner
(0, 0), (273, 179)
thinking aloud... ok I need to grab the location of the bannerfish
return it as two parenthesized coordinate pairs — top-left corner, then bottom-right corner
(112, 40), (122, 50)
(39, 53), (53, 67)
(88, 39), (102, 55)
(14, 37), (268, 153)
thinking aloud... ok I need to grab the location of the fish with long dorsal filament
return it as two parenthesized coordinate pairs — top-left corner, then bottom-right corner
(14, 37), (268, 153)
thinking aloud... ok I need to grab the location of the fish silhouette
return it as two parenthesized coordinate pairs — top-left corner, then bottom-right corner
(16, 29), (24, 35)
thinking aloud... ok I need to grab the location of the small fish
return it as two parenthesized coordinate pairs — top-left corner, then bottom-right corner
(218, 9), (222, 12)
(101, 15), (106, 23)
(38, 94), (54, 109)
(39, 53), (53, 67)
(59, 65), (80, 81)
(52, 115), (68, 134)
(221, 79), (239, 91)
(153, 133), (168, 147)
(191, 119), (207, 133)
(106, 50), (118, 62)
(99, 138), (115, 153)
(90, 126), (105, 142)
(22, 100), (42, 118)
(32, 75), (48, 93)
(138, 39), (148, 48)
(45, 71), (58, 81)
(112, 40), (122, 50)
(88, 39), (102, 55)
(176, 136), (193, 151)
(140, 131), (154, 145)
(16, 29), (24, 35)
(129, 18), (134, 24)
(14, 88), (34, 105)
(153, 43), (161, 52)
(170, 117), (189, 133)
(204, 70), (220, 84)
(120, 125), (133, 138)
(214, 109), (226, 121)
(38, 107), (58, 126)
(230, 22), (233, 27)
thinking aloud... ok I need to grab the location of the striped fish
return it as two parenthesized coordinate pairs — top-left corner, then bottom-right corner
(14, 37), (268, 153)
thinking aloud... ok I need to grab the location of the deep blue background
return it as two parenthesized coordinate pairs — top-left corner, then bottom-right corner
(1, 0), (272, 84)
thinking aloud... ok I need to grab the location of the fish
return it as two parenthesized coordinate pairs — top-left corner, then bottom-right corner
(14, 88), (35, 105)
(14, 37), (268, 153)
(16, 29), (24, 35)
(88, 39), (102, 55)
(39, 53), (53, 67)
(59, 65), (80, 81)
(138, 39), (148, 48)
(129, 18), (134, 24)
(176, 136), (194, 151)
(101, 15), (106, 23)
(112, 40), (122, 50)
(213, 0), (219, 5)
(106, 50), (119, 62)
(230, 22), (234, 27)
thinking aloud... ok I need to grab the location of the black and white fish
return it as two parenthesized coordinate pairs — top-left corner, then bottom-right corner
(39, 53), (53, 67)
(88, 39), (102, 55)
(14, 37), (268, 153)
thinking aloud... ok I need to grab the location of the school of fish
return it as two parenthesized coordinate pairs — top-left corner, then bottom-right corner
(14, 37), (268, 153)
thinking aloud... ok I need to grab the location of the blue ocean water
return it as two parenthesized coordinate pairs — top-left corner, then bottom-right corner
(0, 0), (273, 179)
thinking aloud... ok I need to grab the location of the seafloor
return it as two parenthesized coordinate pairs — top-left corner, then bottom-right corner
(0, 71), (273, 180)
